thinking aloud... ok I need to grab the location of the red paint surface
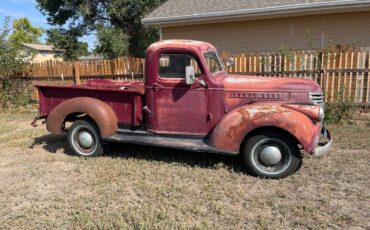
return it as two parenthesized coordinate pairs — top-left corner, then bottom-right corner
(36, 40), (325, 154)
(36, 80), (143, 126)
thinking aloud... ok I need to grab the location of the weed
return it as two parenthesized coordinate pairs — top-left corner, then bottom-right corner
(324, 87), (355, 124)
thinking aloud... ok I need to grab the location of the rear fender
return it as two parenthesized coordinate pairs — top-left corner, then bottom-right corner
(46, 97), (118, 138)
(208, 103), (320, 154)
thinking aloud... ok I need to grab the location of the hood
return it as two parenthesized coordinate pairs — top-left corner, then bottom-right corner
(221, 74), (322, 93)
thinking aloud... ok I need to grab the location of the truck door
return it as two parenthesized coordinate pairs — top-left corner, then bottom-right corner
(145, 51), (208, 136)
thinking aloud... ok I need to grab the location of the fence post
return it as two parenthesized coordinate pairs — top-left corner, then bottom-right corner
(73, 61), (81, 85)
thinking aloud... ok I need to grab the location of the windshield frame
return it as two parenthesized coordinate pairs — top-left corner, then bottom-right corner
(203, 50), (225, 74)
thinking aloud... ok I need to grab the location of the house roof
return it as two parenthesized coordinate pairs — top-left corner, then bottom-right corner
(22, 43), (63, 52)
(142, 0), (370, 26)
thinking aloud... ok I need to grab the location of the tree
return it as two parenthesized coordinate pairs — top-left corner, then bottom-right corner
(36, 0), (167, 57)
(0, 17), (33, 108)
(95, 24), (128, 59)
(46, 28), (89, 61)
(9, 17), (43, 45)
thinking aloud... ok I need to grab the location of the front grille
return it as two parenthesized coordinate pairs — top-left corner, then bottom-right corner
(309, 93), (324, 105)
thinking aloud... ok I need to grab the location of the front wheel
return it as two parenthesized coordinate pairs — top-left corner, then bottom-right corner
(68, 119), (104, 157)
(241, 131), (302, 179)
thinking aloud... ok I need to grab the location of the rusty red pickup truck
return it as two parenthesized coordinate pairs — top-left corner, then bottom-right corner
(33, 40), (332, 178)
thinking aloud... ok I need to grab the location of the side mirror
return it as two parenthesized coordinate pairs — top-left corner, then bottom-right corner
(186, 65), (195, 85)
(185, 65), (207, 87)
(226, 57), (235, 68)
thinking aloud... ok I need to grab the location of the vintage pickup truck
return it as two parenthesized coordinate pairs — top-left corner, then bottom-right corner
(33, 40), (332, 178)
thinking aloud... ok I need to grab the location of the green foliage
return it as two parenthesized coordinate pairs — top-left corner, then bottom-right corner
(324, 88), (355, 124)
(9, 17), (43, 45)
(95, 25), (128, 59)
(128, 25), (160, 57)
(36, 0), (167, 57)
(0, 17), (33, 109)
(0, 78), (32, 108)
(0, 17), (33, 76)
(46, 28), (89, 61)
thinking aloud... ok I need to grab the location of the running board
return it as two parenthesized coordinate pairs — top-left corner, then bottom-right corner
(103, 129), (238, 155)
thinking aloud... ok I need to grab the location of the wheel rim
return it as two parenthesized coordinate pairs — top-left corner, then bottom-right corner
(71, 126), (97, 156)
(251, 138), (292, 176)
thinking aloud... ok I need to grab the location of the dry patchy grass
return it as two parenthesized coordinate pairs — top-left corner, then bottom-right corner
(0, 110), (369, 229)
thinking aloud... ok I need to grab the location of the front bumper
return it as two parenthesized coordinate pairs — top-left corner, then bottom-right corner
(312, 127), (332, 157)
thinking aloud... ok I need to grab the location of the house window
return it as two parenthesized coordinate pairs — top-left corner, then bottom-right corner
(159, 53), (201, 79)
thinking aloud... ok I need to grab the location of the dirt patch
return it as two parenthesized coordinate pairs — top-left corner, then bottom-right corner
(0, 110), (369, 229)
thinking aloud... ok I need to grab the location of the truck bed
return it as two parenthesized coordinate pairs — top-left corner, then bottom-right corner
(35, 79), (145, 127)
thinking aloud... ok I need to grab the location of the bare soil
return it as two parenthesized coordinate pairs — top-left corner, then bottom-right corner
(0, 110), (369, 229)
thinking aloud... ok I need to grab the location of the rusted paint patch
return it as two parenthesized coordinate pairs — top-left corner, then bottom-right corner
(282, 104), (320, 122)
(47, 97), (118, 138)
(209, 103), (320, 154)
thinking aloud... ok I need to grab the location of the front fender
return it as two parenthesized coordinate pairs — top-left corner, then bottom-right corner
(46, 97), (118, 138)
(208, 103), (320, 154)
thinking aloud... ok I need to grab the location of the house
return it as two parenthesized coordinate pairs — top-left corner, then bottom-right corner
(22, 43), (64, 62)
(78, 54), (104, 61)
(142, 0), (370, 53)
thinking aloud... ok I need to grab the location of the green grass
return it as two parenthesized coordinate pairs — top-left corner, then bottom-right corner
(0, 109), (369, 229)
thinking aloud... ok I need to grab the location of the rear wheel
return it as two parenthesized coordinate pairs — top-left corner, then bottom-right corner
(68, 119), (103, 157)
(241, 131), (301, 179)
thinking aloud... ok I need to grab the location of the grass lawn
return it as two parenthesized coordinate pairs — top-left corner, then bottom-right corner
(0, 109), (369, 229)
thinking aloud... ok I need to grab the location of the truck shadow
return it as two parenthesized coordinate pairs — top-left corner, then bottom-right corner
(30, 134), (244, 172)
(29, 133), (74, 156)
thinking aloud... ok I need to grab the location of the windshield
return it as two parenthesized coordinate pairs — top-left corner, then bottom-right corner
(204, 51), (224, 73)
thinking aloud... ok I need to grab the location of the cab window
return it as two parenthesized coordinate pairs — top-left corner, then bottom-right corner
(159, 53), (201, 79)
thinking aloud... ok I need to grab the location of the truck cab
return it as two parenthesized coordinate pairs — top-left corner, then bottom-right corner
(34, 40), (332, 178)
(144, 40), (225, 135)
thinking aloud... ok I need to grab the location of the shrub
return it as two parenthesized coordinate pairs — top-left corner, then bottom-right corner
(0, 78), (32, 109)
(324, 88), (355, 124)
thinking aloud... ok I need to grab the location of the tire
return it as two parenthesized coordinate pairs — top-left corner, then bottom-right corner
(67, 119), (104, 157)
(241, 131), (301, 179)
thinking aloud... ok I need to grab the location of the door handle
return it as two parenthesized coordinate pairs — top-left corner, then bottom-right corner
(152, 83), (165, 91)
(143, 105), (152, 116)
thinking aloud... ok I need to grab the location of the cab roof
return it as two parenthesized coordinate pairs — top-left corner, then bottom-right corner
(147, 39), (216, 53)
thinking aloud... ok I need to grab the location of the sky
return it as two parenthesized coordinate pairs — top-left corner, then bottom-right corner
(0, 0), (96, 50)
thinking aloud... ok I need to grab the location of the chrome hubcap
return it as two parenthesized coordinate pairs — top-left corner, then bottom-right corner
(259, 146), (282, 165)
(251, 138), (292, 175)
(78, 131), (94, 148)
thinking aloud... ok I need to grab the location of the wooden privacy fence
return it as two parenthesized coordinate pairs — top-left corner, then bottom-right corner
(22, 56), (145, 100)
(221, 49), (370, 104)
(21, 49), (370, 104)
(24, 56), (145, 83)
